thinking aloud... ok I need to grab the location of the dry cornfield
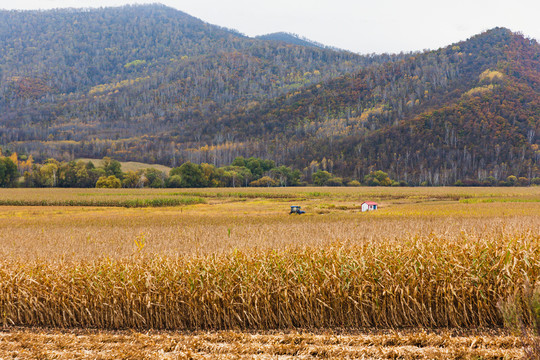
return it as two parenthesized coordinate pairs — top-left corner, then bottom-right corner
(1, 235), (539, 330)
(0, 187), (539, 358)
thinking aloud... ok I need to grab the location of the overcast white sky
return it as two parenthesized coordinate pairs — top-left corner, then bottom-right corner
(1, 0), (539, 54)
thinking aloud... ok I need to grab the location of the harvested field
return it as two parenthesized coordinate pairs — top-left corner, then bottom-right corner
(0, 328), (525, 359)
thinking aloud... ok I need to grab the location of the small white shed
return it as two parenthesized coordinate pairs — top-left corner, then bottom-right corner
(361, 201), (378, 212)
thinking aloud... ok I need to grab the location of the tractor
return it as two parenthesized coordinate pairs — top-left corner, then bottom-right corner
(289, 205), (305, 214)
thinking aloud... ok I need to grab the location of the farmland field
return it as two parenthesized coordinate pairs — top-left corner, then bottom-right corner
(0, 187), (538, 359)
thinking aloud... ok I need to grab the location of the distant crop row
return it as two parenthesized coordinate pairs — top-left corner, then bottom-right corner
(0, 186), (537, 203)
(1, 231), (538, 330)
(0, 196), (205, 207)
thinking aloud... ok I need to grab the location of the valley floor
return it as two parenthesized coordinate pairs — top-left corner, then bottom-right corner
(0, 187), (538, 359)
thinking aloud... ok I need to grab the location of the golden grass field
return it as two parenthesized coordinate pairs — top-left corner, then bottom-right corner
(77, 158), (173, 174)
(0, 186), (539, 358)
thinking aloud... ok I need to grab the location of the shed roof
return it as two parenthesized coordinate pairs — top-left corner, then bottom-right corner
(362, 201), (378, 206)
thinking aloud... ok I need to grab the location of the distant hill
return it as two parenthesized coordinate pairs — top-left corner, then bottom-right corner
(0, 5), (538, 184)
(256, 32), (328, 49)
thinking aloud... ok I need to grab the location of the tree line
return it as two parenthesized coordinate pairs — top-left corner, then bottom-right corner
(0, 150), (305, 188)
(1, 149), (538, 188)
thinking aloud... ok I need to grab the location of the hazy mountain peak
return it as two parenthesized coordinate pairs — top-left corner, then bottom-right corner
(256, 32), (328, 49)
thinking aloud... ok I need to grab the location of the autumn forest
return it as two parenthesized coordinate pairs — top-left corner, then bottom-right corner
(0, 4), (539, 186)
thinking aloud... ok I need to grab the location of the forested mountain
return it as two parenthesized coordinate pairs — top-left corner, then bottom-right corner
(0, 4), (393, 163)
(221, 28), (540, 184)
(0, 5), (539, 184)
